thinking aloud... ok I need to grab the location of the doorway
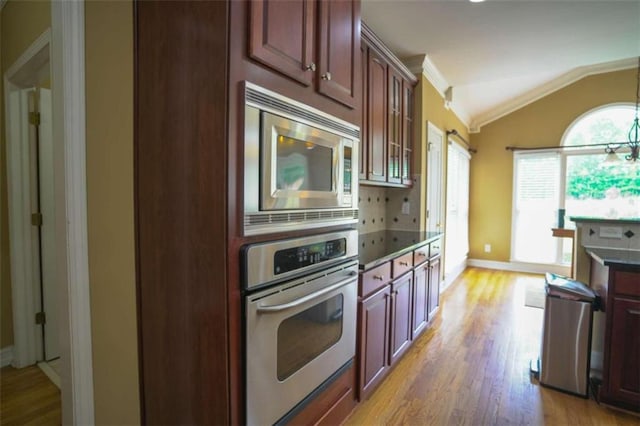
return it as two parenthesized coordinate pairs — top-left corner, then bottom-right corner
(426, 122), (444, 233)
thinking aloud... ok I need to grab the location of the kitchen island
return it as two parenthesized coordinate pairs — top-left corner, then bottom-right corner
(356, 230), (443, 400)
(571, 217), (640, 413)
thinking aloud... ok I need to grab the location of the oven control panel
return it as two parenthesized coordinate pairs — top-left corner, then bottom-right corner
(274, 238), (346, 275)
(243, 229), (358, 291)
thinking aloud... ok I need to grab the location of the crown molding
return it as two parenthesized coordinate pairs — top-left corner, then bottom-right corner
(471, 57), (639, 132)
(362, 22), (417, 84)
(403, 54), (471, 130)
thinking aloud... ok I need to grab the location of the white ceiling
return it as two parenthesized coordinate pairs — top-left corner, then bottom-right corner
(362, 0), (640, 131)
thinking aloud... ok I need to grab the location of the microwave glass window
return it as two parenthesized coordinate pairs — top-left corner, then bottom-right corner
(276, 135), (333, 191)
(277, 294), (344, 381)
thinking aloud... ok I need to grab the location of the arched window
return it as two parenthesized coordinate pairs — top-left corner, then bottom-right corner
(562, 104), (639, 220)
(511, 104), (639, 267)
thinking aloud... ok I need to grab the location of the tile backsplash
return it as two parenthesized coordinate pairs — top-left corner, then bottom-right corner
(358, 175), (423, 234)
(579, 221), (640, 251)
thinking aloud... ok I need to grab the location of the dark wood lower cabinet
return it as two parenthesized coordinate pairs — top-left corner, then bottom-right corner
(591, 262), (640, 413)
(428, 256), (441, 319)
(412, 264), (428, 339)
(390, 273), (413, 364)
(358, 285), (391, 399)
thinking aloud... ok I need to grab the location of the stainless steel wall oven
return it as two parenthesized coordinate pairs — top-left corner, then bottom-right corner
(243, 230), (358, 425)
(243, 83), (360, 236)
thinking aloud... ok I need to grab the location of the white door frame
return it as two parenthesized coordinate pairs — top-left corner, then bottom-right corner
(4, 2), (94, 424)
(426, 122), (444, 233)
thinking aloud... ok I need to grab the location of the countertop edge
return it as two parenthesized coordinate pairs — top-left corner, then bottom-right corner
(359, 233), (443, 271)
(585, 247), (640, 269)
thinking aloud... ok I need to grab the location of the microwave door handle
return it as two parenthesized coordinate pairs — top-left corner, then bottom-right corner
(256, 275), (356, 314)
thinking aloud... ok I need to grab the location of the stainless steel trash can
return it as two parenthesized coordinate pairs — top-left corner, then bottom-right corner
(539, 273), (598, 397)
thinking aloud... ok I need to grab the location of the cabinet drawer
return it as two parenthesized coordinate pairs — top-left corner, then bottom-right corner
(360, 262), (391, 298)
(392, 253), (413, 278)
(413, 245), (429, 267)
(613, 270), (640, 298)
(430, 239), (442, 258)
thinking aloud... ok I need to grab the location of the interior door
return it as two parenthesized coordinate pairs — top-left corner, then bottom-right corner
(426, 122), (443, 233)
(30, 87), (58, 361)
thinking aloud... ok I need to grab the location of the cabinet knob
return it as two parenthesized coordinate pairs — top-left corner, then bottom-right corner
(399, 261), (409, 266)
(305, 63), (316, 72)
(321, 72), (332, 81)
(373, 274), (384, 281)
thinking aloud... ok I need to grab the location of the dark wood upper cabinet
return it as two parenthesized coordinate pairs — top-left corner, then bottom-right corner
(401, 80), (414, 186)
(249, 0), (316, 86)
(317, 0), (360, 108)
(359, 43), (368, 180)
(387, 68), (402, 184)
(360, 22), (416, 188)
(367, 48), (387, 183)
(249, 0), (359, 109)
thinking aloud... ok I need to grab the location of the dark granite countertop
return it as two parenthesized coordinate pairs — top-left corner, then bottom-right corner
(586, 248), (640, 268)
(358, 230), (443, 271)
(571, 216), (640, 224)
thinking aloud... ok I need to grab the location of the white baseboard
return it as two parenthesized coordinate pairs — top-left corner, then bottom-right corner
(467, 259), (571, 276)
(442, 260), (467, 292)
(1, 346), (13, 367)
(38, 361), (61, 389)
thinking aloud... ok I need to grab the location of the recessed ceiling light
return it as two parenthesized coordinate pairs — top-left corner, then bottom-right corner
(469, 0), (486, 3)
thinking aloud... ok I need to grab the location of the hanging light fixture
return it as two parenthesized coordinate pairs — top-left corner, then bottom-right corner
(604, 145), (621, 163)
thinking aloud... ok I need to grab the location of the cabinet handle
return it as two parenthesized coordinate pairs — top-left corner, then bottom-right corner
(629, 309), (640, 315)
(373, 274), (385, 281)
(417, 252), (426, 257)
(399, 261), (409, 266)
(321, 72), (332, 81)
(305, 63), (316, 72)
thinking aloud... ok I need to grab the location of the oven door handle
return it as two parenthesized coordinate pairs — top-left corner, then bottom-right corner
(256, 276), (356, 313)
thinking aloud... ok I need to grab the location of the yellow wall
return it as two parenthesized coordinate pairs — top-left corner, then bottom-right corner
(469, 68), (637, 262)
(0, 0), (51, 350)
(85, 1), (139, 423)
(414, 75), (469, 231)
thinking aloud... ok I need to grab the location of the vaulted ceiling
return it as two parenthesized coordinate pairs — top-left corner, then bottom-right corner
(362, 0), (640, 131)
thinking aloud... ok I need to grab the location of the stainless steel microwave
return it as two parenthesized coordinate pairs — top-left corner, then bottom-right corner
(243, 83), (359, 236)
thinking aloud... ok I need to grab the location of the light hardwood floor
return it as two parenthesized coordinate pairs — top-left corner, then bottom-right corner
(345, 267), (639, 425)
(0, 364), (61, 425)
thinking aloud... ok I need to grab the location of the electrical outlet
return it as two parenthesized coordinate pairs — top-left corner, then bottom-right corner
(484, 244), (491, 253)
(402, 201), (410, 215)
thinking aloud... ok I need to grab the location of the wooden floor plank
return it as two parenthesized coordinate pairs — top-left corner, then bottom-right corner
(0, 364), (61, 425)
(345, 268), (639, 426)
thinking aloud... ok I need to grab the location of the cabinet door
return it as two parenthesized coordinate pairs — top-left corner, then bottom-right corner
(387, 69), (402, 184)
(412, 266), (428, 339)
(359, 43), (368, 180)
(367, 49), (387, 182)
(401, 80), (414, 186)
(358, 285), (391, 398)
(317, 0), (360, 108)
(390, 273), (413, 365)
(607, 297), (640, 406)
(249, 0), (315, 86)
(428, 256), (441, 319)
